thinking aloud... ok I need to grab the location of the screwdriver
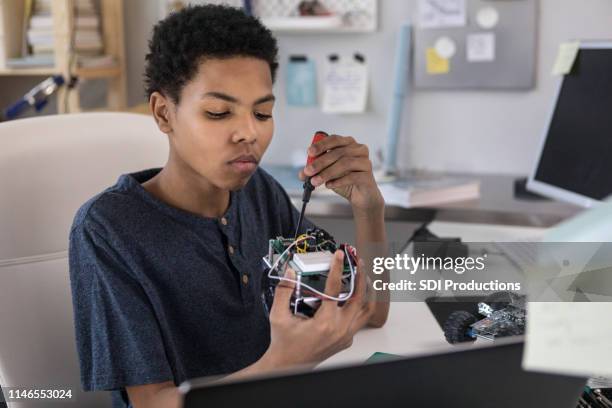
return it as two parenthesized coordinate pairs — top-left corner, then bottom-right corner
(294, 131), (328, 239)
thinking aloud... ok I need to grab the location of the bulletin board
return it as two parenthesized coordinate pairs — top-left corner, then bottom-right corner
(413, 0), (538, 90)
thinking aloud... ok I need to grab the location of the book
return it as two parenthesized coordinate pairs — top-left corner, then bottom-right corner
(262, 165), (480, 208)
(27, 0), (103, 58)
(30, 15), (100, 30)
(366, 352), (401, 363)
(377, 173), (480, 208)
(31, 44), (54, 53)
(77, 54), (115, 68)
(310, 172), (480, 208)
(6, 53), (54, 68)
(26, 29), (54, 44)
(32, 41), (103, 54)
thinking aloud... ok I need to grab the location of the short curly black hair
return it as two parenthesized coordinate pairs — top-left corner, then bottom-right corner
(144, 4), (279, 103)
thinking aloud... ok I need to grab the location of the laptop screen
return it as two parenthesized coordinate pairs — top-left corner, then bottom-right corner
(533, 46), (612, 201)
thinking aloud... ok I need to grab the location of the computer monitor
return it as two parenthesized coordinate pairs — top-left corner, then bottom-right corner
(180, 339), (586, 408)
(527, 41), (612, 208)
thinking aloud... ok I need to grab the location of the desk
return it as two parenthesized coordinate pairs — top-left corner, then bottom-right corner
(265, 164), (567, 367)
(322, 220), (547, 368)
(264, 165), (580, 228)
(322, 302), (450, 368)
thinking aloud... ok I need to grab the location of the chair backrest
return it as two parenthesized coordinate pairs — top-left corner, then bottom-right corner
(0, 112), (168, 408)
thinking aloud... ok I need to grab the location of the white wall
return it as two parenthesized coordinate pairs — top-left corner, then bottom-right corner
(405, 0), (612, 175)
(123, 0), (612, 175)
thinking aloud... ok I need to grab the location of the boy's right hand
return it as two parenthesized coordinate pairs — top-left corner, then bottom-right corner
(264, 250), (373, 368)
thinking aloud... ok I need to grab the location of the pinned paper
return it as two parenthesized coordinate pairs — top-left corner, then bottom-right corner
(434, 36), (457, 59)
(418, 0), (466, 29)
(426, 48), (450, 74)
(322, 56), (368, 114)
(476, 6), (499, 29)
(467, 33), (495, 62)
(552, 41), (580, 75)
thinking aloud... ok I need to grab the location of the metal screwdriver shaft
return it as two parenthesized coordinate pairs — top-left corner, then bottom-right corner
(293, 131), (328, 240)
(294, 179), (314, 239)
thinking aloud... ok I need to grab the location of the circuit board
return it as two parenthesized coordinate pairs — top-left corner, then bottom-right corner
(261, 228), (357, 317)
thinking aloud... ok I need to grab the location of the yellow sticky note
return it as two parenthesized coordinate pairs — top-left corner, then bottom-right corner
(552, 41), (580, 75)
(426, 48), (449, 75)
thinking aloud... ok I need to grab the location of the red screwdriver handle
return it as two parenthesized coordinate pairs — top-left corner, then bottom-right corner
(307, 131), (329, 165)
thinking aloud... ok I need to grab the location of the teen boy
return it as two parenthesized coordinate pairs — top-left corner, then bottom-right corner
(69, 5), (389, 408)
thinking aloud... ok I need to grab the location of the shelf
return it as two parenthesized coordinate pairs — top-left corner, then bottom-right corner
(0, 64), (121, 79)
(75, 65), (122, 79)
(261, 16), (344, 33)
(0, 67), (58, 76)
(255, 0), (378, 33)
(0, 0), (126, 112)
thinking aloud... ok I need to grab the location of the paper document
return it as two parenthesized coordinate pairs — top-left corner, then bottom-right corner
(552, 41), (580, 75)
(418, 0), (466, 29)
(523, 302), (612, 378)
(426, 48), (450, 74)
(322, 60), (368, 114)
(378, 184), (412, 207)
(467, 33), (496, 62)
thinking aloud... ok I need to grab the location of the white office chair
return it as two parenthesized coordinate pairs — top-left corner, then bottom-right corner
(0, 112), (168, 407)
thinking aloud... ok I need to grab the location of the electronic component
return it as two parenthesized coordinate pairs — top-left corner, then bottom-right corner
(443, 292), (526, 344)
(262, 228), (358, 318)
(292, 251), (334, 274)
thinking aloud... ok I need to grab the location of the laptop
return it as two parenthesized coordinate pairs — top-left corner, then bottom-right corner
(179, 339), (586, 408)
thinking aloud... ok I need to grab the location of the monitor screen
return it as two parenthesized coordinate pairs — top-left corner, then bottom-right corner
(533, 46), (612, 202)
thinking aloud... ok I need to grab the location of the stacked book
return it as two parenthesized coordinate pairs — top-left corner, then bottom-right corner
(27, 0), (109, 66)
(263, 165), (481, 208)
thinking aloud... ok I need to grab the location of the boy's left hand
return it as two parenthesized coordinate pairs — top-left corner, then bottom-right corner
(299, 134), (384, 212)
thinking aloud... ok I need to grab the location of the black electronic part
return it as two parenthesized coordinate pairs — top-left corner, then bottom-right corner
(514, 177), (549, 201)
(582, 388), (603, 408)
(597, 389), (612, 407)
(443, 310), (478, 344)
(442, 292), (527, 344)
(411, 225), (469, 260)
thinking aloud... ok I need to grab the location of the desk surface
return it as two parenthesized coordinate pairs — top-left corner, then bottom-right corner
(264, 165), (580, 228)
(322, 302), (452, 368)
(322, 220), (547, 368)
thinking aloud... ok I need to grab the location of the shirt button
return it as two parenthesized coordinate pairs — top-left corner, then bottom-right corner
(228, 245), (235, 255)
(242, 274), (249, 285)
(220, 217), (228, 226)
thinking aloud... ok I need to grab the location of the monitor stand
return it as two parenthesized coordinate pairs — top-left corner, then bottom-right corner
(514, 177), (549, 201)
